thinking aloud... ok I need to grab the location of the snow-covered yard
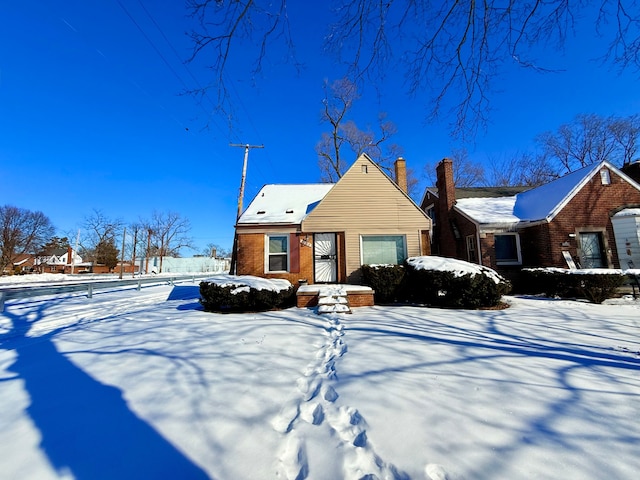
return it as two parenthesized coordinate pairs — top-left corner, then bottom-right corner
(0, 278), (639, 479)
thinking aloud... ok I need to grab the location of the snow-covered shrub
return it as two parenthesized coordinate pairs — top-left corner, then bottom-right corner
(521, 268), (626, 303)
(361, 264), (406, 303)
(200, 275), (294, 312)
(404, 256), (511, 309)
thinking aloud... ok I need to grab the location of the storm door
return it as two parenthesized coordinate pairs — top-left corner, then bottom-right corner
(579, 232), (605, 268)
(314, 233), (337, 283)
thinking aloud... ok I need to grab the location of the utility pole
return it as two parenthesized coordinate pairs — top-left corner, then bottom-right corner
(71, 229), (80, 274)
(229, 143), (264, 274)
(119, 227), (126, 280)
(230, 143), (264, 219)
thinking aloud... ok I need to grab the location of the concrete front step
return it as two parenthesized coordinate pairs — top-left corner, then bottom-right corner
(318, 302), (351, 314)
(296, 284), (375, 309)
(317, 295), (349, 305)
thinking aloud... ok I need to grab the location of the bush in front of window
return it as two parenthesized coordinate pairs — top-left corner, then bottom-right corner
(361, 264), (406, 303)
(519, 268), (577, 298)
(200, 280), (295, 312)
(521, 268), (626, 303)
(404, 260), (511, 309)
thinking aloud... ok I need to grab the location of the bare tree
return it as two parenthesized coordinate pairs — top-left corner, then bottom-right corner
(0, 205), (55, 273)
(536, 113), (640, 172)
(203, 243), (231, 258)
(424, 148), (485, 187)
(316, 78), (400, 181)
(485, 152), (562, 187)
(609, 114), (640, 165)
(187, 1), (640, 138)
(79, 209), (123, 265)
(146, 211), (193, 273)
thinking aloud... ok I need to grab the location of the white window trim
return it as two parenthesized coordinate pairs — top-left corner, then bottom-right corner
(495, 232), (522, 265)
(466, 235), (477, 263)
(359, 234), (408, 266)
(264, 234), (290, 273)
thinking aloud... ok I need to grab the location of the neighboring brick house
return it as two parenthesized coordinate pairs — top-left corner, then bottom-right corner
(421, 158), (640, 278)
(235, 154), (432, 285)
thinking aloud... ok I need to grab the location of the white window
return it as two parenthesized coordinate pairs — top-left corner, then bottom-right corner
(600, 169), (611, 185)
(266, 234), (289, 272)
(361, 235), (407, 265)
(495, 233), (522, 265)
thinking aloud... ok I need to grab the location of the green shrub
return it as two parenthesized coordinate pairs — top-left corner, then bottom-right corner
(520, 268), (577, 298)
(361, 264), (406, 303)
(404, 266), (510, 309)
(199, 277), (294, 313)
(574, 273), (626, 304)
(520, 268), (626, 303)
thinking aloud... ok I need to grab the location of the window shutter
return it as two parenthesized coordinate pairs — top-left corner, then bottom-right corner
(290, 233), (300, 273)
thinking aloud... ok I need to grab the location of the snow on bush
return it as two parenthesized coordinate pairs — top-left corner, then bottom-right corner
(361, 257), (510, 308)
(203, 274), (292, 293)
(200, 275), (294, 312)
(406, 256), (506, 284)
(521, 267), (629, 303)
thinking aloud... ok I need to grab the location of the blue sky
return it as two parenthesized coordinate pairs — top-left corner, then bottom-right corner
(1, 1), (639, 255)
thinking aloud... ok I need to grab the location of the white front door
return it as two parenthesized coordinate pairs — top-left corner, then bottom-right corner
(314, 233), (337, 283)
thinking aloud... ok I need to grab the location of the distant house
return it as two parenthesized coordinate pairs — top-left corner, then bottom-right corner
(11, 254), (35, 274)
(235, 154), (432, 285)
(35, 247), (92, 274)
(422, 158), (640, 278)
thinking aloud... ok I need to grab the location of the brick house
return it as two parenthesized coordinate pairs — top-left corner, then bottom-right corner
(421, 158), (640, 279)
(235, 154), (432, 285)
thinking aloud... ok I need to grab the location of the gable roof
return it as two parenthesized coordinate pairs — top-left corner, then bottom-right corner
(454, 160), (640, 226)
(301, 153), (431, 229)
(237, 183), (335, 225)
(513, 162), (606, 221)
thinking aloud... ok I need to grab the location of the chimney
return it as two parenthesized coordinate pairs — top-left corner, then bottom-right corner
(394, 157), (408, 193)
(436, 158), (456, 211)
(67, 246), (73, 265)
(435, 158), (458, 257)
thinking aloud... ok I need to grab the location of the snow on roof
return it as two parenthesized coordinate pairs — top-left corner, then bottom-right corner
(406, 256), (506, 284)
(455, 196), (520, 225)
(454, 162), (616, 225)
(237, 183), (334, 224)
(513, 162), (603, 221)
(614, 208), (640, 217)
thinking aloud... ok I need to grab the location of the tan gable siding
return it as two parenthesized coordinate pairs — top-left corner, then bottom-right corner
(302, 155), (431, 280)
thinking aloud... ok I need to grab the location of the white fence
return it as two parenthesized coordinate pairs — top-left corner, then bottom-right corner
(143, 256), (230, 274)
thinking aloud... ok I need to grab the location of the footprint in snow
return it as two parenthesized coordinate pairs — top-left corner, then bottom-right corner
(322, 384), (339, 402)
(300, 402), (324, 425)
(425, 463), (450, 480)
(276, 433), (309, 480)
(297, 375), (321, 401)
(272, 399), (300, 434)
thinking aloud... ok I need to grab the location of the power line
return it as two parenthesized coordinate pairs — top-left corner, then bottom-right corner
(116, 0), (229, 139)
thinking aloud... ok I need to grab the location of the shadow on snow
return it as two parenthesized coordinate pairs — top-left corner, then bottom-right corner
(1, 297), (211, 480)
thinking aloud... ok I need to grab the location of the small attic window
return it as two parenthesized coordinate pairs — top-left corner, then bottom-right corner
(361, 165), (368, 174)
(257, 210), (266, 214)
(600, 169), (611, 185)
(286, 209), (294, 214)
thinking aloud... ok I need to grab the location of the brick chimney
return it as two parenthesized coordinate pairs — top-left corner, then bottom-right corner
(67, 246), (73, 265)
(436, 158), (456, 210)
(435, 158), (458, 257)
(394, 157), (408, 193)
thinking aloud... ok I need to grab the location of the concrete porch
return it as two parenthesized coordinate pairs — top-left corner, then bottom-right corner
(296, 284), (375, 309)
